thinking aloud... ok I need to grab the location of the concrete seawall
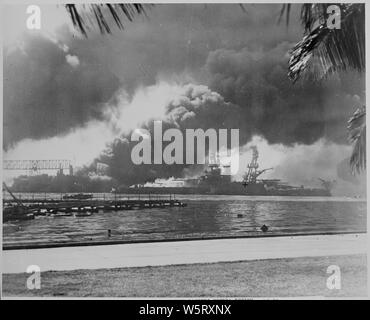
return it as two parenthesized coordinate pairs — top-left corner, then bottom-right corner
(2, 233), (366, 274)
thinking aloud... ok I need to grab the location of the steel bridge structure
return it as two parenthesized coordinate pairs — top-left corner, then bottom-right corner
(3, 160), (72, 173)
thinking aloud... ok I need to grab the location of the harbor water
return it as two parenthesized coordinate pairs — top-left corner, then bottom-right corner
(3, 194), (367, 245)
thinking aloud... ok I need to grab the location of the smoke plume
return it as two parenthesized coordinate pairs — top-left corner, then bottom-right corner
(2, 4), (366, 191)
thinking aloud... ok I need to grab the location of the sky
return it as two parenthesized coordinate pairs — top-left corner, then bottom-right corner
(2, 3), (366, 194)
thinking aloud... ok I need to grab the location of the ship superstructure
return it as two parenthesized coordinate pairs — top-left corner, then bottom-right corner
(126, 147), (333, 196)
(243, 146), (273, 185)
(241, 146), (332, 196)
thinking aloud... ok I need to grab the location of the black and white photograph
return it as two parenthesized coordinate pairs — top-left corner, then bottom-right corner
(1, 1), (367, 301)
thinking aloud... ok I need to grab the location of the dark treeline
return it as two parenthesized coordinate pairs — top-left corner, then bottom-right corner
(10, 174), (117, 193)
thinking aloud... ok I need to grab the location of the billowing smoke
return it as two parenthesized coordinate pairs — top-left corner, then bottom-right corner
(88, 42), (364, 186)
(205, 42), (365, 145)
(235, 136), (366, 196)
(3, 33), (120, 149)
(3, 4), (366, 190)
(92, 83), (242, 186)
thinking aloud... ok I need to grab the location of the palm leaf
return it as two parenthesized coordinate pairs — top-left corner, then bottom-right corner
(65, 4), (151, 36)
(288, 4), (365, 82)
(287, 4), (366, 174)
(277, 4), (291, 26)
(348, 106), (366, 174)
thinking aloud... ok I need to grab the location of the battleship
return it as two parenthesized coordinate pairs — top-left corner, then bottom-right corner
(125, 147), (333, 196)
(240, 147), (332, 196)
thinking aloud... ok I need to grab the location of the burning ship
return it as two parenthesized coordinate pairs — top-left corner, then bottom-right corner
(126, 147), (333, 196)
(241, 147), (332, 196)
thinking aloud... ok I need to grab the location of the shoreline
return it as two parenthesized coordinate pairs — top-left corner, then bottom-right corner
(3, 230), (366, 250)
(2, 233), (366, 274)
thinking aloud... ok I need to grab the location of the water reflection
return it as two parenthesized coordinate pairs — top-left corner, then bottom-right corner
(3, 196), (367, 244)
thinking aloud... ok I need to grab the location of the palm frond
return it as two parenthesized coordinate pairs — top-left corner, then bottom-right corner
(348, 106), (366, 174)
(65, 4), (151, 36)
(277, 4), (291, 26)
(239, 4), (247, 13)
(288, 24), (329, 82)
(288, 4), (365, 82)
(288, 4), (366, 174)
(300, 3), (329, 32)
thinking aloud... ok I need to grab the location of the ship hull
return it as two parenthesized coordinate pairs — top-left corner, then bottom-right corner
(120, 183), (331, 196)
(243, 182), (331, 196)
(244, 185), (331, 196)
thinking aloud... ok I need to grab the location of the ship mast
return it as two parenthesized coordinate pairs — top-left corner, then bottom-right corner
(245, 146), (259, 183)
(243, 146), (272, 185)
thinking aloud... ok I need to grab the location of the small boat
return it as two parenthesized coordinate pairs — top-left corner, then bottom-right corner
(3, 206), (35, 222)
(34, 209), (48, 217)
(53, 212), (73, 217)
(83, 206), (99, 213)
(62, 193), (93, 200)
(74, 211), (93, 217)
(2, 183), (34, 222)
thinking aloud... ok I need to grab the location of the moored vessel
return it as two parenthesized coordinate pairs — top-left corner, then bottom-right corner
(123, 146), (333, 196)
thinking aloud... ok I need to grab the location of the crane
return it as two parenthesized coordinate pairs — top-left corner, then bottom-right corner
(2, 182), (26, 208)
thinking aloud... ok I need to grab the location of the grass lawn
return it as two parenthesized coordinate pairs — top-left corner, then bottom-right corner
(2, 254), (367, 298)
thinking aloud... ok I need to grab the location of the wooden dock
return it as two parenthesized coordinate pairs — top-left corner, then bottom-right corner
(3, 194), (187, 222)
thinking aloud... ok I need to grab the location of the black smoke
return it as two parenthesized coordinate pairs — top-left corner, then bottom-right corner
(3, 4), (365, 186)
(3, 33), (120, 149)
(93, 84), (244, 186)
(205, 42), (364, 145)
